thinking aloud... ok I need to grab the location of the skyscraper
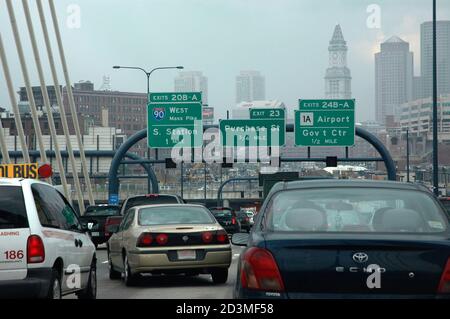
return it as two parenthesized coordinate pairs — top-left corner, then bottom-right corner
(420, 21), (450, 98)
(375, 36), (414, 125)
(174, 71), (208, 104)
(236, 71), (266, 103)
(325, 25), (352, 99)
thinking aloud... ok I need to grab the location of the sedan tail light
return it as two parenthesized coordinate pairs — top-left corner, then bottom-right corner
(137, 233), (153, 247)
(240, 247), (284, 292)
(202, 232), (213, 244)
(27, 235), (45, 264)
(216, 230), (229, 244)
(231, 217), (237, 225)
(156, 234), (169, 245)
(438, 257), (450, 293)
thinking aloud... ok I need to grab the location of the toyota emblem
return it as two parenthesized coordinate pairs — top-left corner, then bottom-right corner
(182, 236), (189, 242)
(352, 252), (369, 263)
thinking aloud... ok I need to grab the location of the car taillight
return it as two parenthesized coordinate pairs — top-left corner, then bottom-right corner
(240, 247), (284, 292)
(27, 235), (45, 264)
(104, 217), (121, 236)
(146, 194), (159, 198)
(137, 233), (153, 247)
(216, 230), (229, 244)
(156, 234), (168, 245)
(231, 217), (237, 225)
(438, 257), (450, 293)
(202, 232), (213, 244)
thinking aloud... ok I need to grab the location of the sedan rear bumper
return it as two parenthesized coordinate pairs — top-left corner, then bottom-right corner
(128, 246), (232, 273)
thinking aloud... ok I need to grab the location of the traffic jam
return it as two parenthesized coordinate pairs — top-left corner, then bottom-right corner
(0, 163), (449, 300)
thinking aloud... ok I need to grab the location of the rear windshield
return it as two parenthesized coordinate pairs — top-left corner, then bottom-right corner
(85, 206), (120, 216)
(124, 195), (179, 212)
(0, 186), (28, 229)
(210, 209), (233, 218)
(266, 188), (448, 234)
(138, 206), (215, 226)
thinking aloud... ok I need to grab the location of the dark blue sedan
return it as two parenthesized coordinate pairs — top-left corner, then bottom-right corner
(232, 180), (450, 299)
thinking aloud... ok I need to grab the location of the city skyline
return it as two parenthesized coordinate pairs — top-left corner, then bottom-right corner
(0, 0), (449, 123)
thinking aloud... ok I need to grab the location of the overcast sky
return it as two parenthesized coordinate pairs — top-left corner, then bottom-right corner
(0, 0), (449, 122)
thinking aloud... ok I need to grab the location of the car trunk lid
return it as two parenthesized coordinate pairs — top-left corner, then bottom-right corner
(264, 233), (450, 296)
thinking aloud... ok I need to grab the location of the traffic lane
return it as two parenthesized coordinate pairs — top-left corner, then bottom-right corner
(67, 245), (244, 299)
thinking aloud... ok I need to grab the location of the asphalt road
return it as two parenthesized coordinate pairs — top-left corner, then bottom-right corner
(66, 245), (244, 299)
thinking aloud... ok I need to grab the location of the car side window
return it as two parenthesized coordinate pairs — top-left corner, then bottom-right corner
(58, 192), (82, 232)
(119, 209), (134, 232)
(123, 210), (135, 231)
(32, 184), (64, 229)
(32, 184), (80, 231)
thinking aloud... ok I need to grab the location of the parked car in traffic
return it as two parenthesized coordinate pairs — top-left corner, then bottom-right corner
(232, 180), (450, 299)
(0, 178), (97, 299)
(119, 194), (185, 216)
(107, 204), (232, 286)
(236, 211), (252, 232)
(79, 205), (120, 248)
(209, 207), (241, 234)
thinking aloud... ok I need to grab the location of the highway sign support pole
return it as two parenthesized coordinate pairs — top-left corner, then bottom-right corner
(432, 0), (439, 196)
(406, 129), (410, 183)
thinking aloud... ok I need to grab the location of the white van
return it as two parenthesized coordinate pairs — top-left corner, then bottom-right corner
(0, 178), (96, 299)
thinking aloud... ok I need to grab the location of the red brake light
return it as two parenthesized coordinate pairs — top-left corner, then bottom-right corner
(202, 232), (213, 244)
(231, 217), (237, 225)
(104, 217), (122, 236)
(27, 235), (45, 264)
(438, 258), (450, 293)
(240, 247), (284, 292)
(156, 234), (168, 245)
(216, 230), (229, 244)
(146, 194), (159, 198)
(137, 233), (153, 247)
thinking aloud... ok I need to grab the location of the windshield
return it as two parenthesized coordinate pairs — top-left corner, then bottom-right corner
(138, 206), (215, 226)
(85, 206), (120, 217)
(0, 186), (28, 229)
(266, 188), (448, 234)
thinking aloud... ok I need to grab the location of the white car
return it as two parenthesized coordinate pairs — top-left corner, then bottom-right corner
(0, 178), (97, 299)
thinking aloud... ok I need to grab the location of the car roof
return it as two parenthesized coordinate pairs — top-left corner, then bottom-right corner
(0, 178), (23, 186)
(126, 194), (179, 199)
(133, 203), (206, 211)
(269, 179), (431, 194)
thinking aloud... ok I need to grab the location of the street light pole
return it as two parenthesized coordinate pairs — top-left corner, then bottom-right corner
(113, 65), (184, 193)
(432, 0), (439, 196)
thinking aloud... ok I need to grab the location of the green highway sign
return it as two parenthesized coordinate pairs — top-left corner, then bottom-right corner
(149, 92), (202, 103)
(250, 108), (285, 120)
(295, 99), (355, 147)
(148, 92), (203, 148)
(220, 119), (285, 147)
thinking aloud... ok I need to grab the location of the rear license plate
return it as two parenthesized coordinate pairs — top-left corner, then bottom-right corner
(177, 250), (196, 260)
(91, 232), (100, 237)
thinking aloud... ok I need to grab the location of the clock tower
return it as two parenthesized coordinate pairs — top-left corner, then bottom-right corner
(325, 25), (352, 99)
